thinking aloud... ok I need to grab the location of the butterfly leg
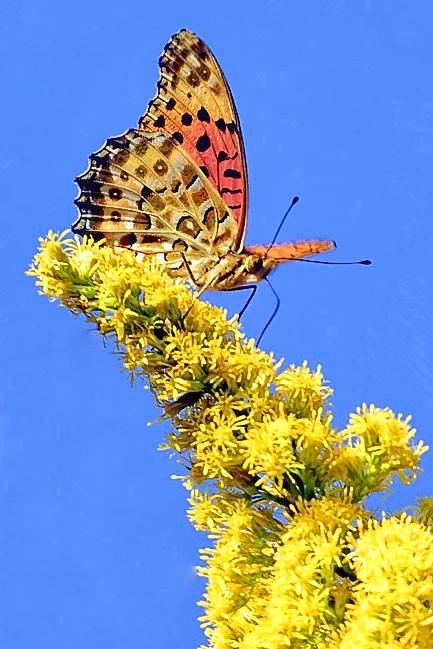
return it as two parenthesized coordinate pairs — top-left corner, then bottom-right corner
(178, 253), (227, 297)
(236, 284), (258, 319)
(256, 278), (280, 345)
(228, 280), (280, 344)
(225, 284), (258, 320)
(179, 261), (222, 328)
(177, 252), (201, 330)
(180, 252), (199, 286)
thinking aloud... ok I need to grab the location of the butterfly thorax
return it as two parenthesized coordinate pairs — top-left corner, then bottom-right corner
(202, 250), (277, 291)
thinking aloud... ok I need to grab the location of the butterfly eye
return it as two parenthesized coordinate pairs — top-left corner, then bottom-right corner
(252, 258), (264, 273)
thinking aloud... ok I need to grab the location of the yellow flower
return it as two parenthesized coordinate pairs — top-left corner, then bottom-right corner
(340, 404), (428, 497)
(415, 497), (433, 527)
(276, 361), (333, 418)
(335, 516), (433, 648)
(29, 233), (431, 649)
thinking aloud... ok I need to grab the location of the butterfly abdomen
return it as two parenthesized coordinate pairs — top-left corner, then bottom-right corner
(208, 239), (336, 290)
(246, 240), (336, 261)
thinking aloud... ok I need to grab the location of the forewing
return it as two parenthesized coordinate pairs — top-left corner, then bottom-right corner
(139, 29), (248, 250)
(72, 129), (238, 279)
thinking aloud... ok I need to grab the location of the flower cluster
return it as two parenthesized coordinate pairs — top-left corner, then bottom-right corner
(29, 233), (432, 648)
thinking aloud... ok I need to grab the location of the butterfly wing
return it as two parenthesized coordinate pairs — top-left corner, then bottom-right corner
(139, 29), (248, 251)
(72, 129), (238, 281)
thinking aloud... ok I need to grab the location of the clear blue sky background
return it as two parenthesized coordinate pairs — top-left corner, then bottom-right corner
(2, 1), (433, 647)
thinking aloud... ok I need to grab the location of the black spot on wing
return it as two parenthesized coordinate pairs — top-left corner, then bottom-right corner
(215, 118), (226, 132)
(109, 187), (122, 200)
(90, 152), (111, 169)
(74, 198), (104, 216)
(181, 112), (193, 126)
(171, 180), (181, 194)
(153, 115), (165, 128)
(106, 136), (129, 150)
(185, 174), (199, 190)
(197, 106), (210, 123)
(119, 233), (137, 247)
(77, 178), (103, 198)
(187, 71), (200, 87)
(153, 159), (168, 176)
(224, 169), (242, 179)
(173, 238), (188, 252)
(191, 37), (209, 61)
(221, 187), (242, 195)
(196, 133), (211, 152)
(141, 185), (153, 199)
(202, 205), (216, 230)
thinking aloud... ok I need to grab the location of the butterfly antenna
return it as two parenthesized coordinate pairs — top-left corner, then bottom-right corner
(265, 195), (300, 257)
(294, 258), (372, 265)
(265, 198), (372, 266)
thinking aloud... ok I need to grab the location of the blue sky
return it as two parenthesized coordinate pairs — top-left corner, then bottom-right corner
(2, 1), (433, 647)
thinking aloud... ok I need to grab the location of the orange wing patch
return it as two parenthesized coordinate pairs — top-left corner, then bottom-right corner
(139, 29), (248, 250)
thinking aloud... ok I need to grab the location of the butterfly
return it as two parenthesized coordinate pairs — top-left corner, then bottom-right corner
(72, 29), (335, 299)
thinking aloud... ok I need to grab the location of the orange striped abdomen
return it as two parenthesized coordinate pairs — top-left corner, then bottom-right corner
(206, 239), (335, 291)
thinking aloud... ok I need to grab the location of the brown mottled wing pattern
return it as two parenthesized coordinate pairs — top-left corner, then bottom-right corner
(72, 129), (238, 280)
(139, 29), (248, 250)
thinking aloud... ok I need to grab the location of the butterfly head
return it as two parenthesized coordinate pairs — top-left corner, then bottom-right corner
(241, 251), (280, 284)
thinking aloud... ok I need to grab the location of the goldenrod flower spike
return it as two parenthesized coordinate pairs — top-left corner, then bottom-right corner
(29, 233), (432, 649)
